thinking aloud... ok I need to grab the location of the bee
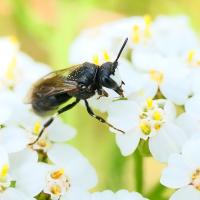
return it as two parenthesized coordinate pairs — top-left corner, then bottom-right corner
(25, 38), (128, 145)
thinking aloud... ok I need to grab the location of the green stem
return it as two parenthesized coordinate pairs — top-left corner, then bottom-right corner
(134, 150), (144, 193)
(148, 183), (167, 199)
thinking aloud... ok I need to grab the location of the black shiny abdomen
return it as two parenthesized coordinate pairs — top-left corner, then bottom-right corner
(32, 93), (71, 115)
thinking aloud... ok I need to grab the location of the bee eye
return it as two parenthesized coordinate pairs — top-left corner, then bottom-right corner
(79, 83), (86, 89)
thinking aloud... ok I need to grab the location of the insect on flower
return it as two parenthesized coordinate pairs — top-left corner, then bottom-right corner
(25, 38), (128, 145)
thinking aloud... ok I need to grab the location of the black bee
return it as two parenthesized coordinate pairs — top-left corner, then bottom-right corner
(25, 38), (128, 145)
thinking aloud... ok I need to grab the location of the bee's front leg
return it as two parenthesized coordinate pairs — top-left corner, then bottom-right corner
(97, 88), (109, 99)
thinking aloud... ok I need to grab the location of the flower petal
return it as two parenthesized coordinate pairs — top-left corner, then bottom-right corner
(149, 123), (187, 162)
(170, 186), (200, 200)
(115, 130), (141, 156)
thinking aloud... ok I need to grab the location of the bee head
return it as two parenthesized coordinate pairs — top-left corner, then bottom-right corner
(98, 38), (128, 97)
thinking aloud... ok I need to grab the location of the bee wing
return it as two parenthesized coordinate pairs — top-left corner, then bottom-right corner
(24, 65), (81, 104)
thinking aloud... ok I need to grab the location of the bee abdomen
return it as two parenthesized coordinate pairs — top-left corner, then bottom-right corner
(32, 93), (71, 116)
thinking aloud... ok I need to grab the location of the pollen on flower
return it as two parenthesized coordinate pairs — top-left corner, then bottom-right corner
(9, 35), (19, 45)
(0, 164), (9, 178)
(33, 121), (42, 135)
(5, 57), (17, 81)
(38, 139), (48, 148)
(92, 54), (99, 65)
(140, 121), (151, 135)
(51, 169), (65, 179)
(103, 51), (110, 61)
(132, 25), (140, 44)
(191, 168), (200, 190)
(51, 185), (62, 195)
(149, 69), (164, 84)
(146, 98), (153, 109)
(153, 111), (162, 121)
(187, 50), (196, 63)
(144, 14), (152, 38)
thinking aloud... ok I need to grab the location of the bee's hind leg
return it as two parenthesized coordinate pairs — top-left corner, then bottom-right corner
(84, 100), (125, 134)
(29, 99), (80, 145)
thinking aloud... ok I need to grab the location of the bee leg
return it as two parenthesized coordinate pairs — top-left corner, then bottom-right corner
(29, 99), (80, 145)
(84, 100), (125, 134)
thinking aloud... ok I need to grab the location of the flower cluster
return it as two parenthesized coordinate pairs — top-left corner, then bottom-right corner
(69, 15), (200, 199)
(0, 36), (147, 200)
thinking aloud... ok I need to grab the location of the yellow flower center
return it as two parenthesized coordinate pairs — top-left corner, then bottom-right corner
(132, 25), (140, 44)
(92, 54), (99, 65)
(140, 121), (151, 135)
(187, 50), (196, 63)
(191, 168), (200, 190)
(33, 121), (42, 135)
(51, 185), (62, 195)
(103, 51), (110, 61)
(154, 123), (161, 130)
(146, 98), (153, 109)
(144, 14), (152, 38)
(149, 69), (164, 84)
(38, 139), (48, 148)
(5, 57), (17, 81)
(153, 111), (162, 121)
(51, 169), (65, 180)
(0, 164), (9, 182)
(9, 35), (18, 45)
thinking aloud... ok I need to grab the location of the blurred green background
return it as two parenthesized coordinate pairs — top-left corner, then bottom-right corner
(1, 0), (199, 199)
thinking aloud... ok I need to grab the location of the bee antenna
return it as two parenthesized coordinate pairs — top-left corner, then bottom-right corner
(114, 37), (128, 64)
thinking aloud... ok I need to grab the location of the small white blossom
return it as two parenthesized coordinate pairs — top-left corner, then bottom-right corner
(161, 137), (200, 200)
(107, 98), (187, 162)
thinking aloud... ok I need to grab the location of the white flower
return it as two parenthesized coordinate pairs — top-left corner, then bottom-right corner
(160, 137), (200, 200)
(0, 36), (50, 98)
(0, 147), (45, 200)
(92, 190), (148, 200)
(42, 144), (98, 200)
(107, 98), (187, 162)
(131, 50), (191, 105)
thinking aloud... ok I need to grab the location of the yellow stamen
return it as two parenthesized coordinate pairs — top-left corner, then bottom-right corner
(191, 168), (200, 191)
(9, 35), (18, 45)
(153, 111), (162, 121)
(51, 185), (62, 195)
(154, 123), (161, 130)
(1, 164), (9, 178)
(33, 121), (41, 135)
(51, 169), (65, 179)
(140, 122), (151, 135)
(144, 14), (152, 38)
(187, 50), (195, 63)
(146, 98), (153, 109)
(132, 25), (140, 44)
(103, 51), (110, 61)
(144, 14), (152, 26)
(149, 69), (164, 84)
(196, 60), (200, 65)
(5, 57), (17, 81)
(38, 139), (47, 147)
(92, 54), (99, 65)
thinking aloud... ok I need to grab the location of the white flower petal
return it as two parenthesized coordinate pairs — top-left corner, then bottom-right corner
(116, 190), (148, 200)
(0, 188), (35, 200)
(170, 186), (200, 200)
(48, 144), (98, 190)
(116, 130), (141, 156)
(47, 118), (76, 142)
(0, 127), (28, 153)
(160, 75), (190, 105)
(160, 154), (191, 188)
(107, 100), (140, 132)
(149, 123), (187, 162)
(182, 138), (200, 169)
